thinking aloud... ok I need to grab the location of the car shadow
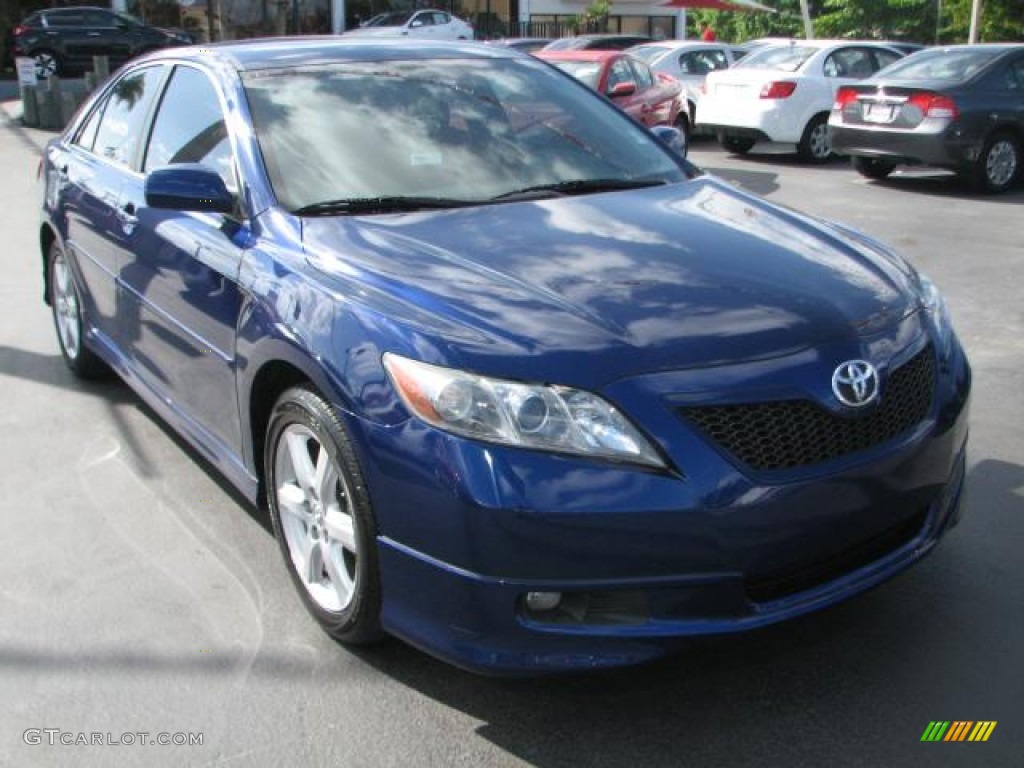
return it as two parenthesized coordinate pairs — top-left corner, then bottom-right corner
(858, 171), (1024, 203)
(700, 167), (781, 196)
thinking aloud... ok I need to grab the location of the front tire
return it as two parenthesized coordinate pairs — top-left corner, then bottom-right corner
(265, 386), (383, 645)
(797, 114), (832, 163)
(967, 131), (1020, 194)
(719, 134), (755, 155)
(48, 242), (106, 378)
(852, 156), (897, 180)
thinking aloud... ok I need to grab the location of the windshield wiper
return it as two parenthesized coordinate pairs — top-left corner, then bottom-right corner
(492, 178), (668, 202)
(292, 196), (475, 216)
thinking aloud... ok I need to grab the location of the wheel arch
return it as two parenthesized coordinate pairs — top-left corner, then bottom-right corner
(40, 223), (58, 305)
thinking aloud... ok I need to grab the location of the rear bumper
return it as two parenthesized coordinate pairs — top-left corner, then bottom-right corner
(829, 122), (983, 170)
(355, 337), (971, 674)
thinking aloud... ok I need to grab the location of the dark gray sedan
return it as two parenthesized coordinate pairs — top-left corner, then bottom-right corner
(829, 44), (1024, 193)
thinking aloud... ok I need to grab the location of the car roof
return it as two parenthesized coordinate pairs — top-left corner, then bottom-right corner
(535, 50), (621, 62)
(42, 6), (113, 13)
(141, 37), (518, 72)
(631, 41), (739, 51)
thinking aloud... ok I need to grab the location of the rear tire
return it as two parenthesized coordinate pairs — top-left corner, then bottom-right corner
(31, 49), (60, 79)
(797, 114), (832, 163)
(967, 131), (1019, 194)
(719, 135), (755, 155)
(674, 112), (691, 142)
(48, 242), (106, 379)
(852, 156), (897, 180)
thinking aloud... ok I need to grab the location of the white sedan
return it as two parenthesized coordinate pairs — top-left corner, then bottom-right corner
(345, 10), (473, 40)
(696, 40), (904, 162)
(628, 41), (748, 136)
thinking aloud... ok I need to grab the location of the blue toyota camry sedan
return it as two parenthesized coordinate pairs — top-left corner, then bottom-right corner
(39, 38), (971, 674)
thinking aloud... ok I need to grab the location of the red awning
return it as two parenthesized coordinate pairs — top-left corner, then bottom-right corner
(661, 0), (775, 11)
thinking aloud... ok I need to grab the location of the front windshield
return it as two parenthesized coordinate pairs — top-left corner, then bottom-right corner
(628, 45), (671, 65)
(737, 45), (816, 72)
(874, 48), (1001, 81)
(549, 60), (603, 89)
(242, 57), (688, 212)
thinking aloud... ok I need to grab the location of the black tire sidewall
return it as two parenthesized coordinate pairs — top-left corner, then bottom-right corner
(265, 386), (382, 644)
(48, 242), (104, 377)
(798, 115), (831, 163)
(974, 132), (1019, 194)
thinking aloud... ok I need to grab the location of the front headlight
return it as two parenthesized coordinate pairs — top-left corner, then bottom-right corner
(917, 272), (954, 359)
(383, 354), (665, 469)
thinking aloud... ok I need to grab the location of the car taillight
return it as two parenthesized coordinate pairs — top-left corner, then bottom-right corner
(907, 92), (959, 119)
(13, 24), (28, 37)
(760, 81), (797, 99)
(833, 87), (859, 110)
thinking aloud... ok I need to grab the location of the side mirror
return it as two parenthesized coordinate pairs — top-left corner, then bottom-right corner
(608, 81), (637, 98)
(145, 164), (234, 213)
(651, 125), (688, 158)
(409, 19), (424, 28)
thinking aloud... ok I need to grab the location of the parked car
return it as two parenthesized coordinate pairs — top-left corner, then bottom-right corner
(344, 10), (473, 40)
(697, 40), (905, 161)
(536, 49), (684, 131)
(486, 37), (552, 53)
(830, 44), (1024, 193)
(628, 40), (748, 136)
(38, 38), (970, 674)
(542, 34), (652, 52)
(11, 6), (191, 78)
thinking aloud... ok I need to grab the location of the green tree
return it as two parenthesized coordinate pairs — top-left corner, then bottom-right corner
(942, 0), (1024, 42)
(688, 2), (805, 43)
(815, 0), (938, 42)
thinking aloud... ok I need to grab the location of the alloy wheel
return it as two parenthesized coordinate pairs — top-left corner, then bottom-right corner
(274, 423), (360, 612)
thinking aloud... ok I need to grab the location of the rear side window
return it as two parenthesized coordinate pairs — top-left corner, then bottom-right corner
(91, 66), (167, 168)
(144, 66), (237, 192)
(630, 59), (655, 89)
(823, 48), (876, 78)
(45, 12), (85, 27)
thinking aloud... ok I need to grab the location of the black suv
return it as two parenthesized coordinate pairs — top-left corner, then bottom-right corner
(12, 6), (191, 78)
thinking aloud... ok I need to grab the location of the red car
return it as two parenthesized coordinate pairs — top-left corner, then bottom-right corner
(536, 50), (683, 130)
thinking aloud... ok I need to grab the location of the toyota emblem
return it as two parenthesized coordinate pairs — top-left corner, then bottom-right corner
(832, 360), (879, 407)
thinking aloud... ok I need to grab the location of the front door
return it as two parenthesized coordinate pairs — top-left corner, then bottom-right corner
(118, 63), (247, 455)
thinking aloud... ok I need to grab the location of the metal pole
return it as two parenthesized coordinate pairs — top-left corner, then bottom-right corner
(968, 0), (982, 43)
(799, 0), (813, 39)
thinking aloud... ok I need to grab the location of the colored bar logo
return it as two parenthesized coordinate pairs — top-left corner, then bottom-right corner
(921, 721), (997, 742)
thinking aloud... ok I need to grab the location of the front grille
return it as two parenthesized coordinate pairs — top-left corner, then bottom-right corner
(681, 344), (935, 472)
(745, 509), (928, 603)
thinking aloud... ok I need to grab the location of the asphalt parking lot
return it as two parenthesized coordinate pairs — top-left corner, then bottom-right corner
(1, 110), (1021, 768)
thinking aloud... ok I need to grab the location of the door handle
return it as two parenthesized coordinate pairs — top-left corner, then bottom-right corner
(116, 202), (138, 228)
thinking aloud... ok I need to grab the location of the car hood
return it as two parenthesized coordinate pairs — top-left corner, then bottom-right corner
(301, 177), (919, 387)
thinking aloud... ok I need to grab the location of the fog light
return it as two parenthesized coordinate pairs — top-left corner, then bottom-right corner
(525, 591), (562, 612)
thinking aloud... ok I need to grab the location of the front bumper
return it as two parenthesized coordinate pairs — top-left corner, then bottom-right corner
(354, 336), (971, 674)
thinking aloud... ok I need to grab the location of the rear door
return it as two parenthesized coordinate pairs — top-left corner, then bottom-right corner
(57, 65), (167, 341)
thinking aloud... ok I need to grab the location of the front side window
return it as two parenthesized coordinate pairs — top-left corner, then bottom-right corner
(606, 59), (635, 92)
(144, 66), (237, 193)
(243, 58), (688, 212)
(91, 66), (166, 168)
